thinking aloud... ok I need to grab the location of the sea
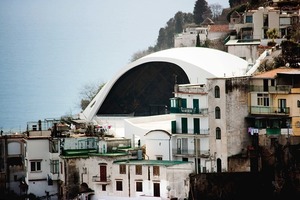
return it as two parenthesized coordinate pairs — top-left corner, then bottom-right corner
(0, 3), (105, 133)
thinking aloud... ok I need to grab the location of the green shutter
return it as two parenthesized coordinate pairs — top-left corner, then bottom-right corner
(182, 118), (188, 133)
(181, 99), (187, 108)
(193, 99), (199, 113)
(171, 121), (176, 134)
(194, 118), (200, 134)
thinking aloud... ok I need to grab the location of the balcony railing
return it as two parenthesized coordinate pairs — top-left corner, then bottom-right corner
(173, 149), (210, 158)
(249, 85), (291, 93)
(248, 127), (292, 136)
(92, 175), (111, 184)
(170, 107), (208, 114)
(249, 106), (290, 115)
(173, 129), (210, 135)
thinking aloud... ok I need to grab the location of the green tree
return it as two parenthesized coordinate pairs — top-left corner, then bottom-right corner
(193, 0), (209, 24)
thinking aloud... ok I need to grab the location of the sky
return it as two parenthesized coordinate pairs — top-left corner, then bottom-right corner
(0, 0), (229, 82)
(0, 0), (229, 131)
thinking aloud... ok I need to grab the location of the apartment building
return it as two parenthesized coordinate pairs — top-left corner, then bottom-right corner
(23, 121), (59, 199)
(247, 67), (300, 141)
(174, 25), (209, 47)
(226, 3), (299, 62)
(169, 84), (210, 173)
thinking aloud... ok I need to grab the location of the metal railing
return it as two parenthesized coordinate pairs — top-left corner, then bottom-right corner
(249, 106), (290, 115)
(249, 85), (291, 93)
(92, 175), (111, 183)
(173, 149), (210, 158)
(170, 107), (208, 114)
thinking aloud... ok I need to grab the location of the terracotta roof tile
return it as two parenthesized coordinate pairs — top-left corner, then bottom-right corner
(209, 25), (229, 32)
(253, 67), (300, 78)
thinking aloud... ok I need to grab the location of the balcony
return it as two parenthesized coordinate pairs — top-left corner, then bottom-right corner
(249, 106), (289, 115)
(173, 149), (210, 158)
(170, 107), (208, 114)
(248, 127), (292, 136)
(172, 129), (210, 136)
(92, 175), (111, 184)
(249, 85), (291, 93)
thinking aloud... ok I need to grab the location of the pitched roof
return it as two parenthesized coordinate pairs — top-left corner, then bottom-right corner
(253, 67), (300, 78)
(201, 17), (214, 25)
(209, 24), (230, 32)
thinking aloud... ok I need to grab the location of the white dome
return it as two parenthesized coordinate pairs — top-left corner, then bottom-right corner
(81, 47), (249, 121)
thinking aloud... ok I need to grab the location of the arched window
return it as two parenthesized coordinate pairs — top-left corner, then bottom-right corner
(215, 107), (221, 119)
(216, 127), (221, 139)
(214, 86), (220, 98)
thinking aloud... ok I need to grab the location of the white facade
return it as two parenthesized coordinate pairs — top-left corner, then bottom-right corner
(144, 130), (172, 161)
(169, 84), (212, 173)
(81, 47), (250, 125)
(225, 40), (260, 64)
(174, 26), (208, 47)
(24, 136), (59, 199)
(62, 142), (192, 200)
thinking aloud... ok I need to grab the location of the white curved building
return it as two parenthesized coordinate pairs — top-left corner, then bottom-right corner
(79, 47), (251, 136)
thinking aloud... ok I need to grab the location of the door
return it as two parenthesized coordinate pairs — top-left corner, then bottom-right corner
(177, 139), (181, 154)
(278, 99), (286, 113)
(181, 118), (188, 133)
(153, 183), (160, 197)
(263, 79), (268, 92)
(193, 99), (199, 113)
(100, 165), (107, 182)
(194, 118), (200, 134)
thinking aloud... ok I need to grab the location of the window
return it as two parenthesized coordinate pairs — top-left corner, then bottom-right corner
(194, 118), (200, 134)
(214, 86), (220, 98)
(50, 160), (59, 174)
(119, 164), (126, 174)
(297, 100), (300, 108)
(245, 15), (253, 23)
(216, 127), (221, 139)
(182, 157), (188, 162)
(49, 140), (59, 153)
(263, 14), (268, 27)
(136, 182), (143, 192)
(116, 180), (123, 191)
(102, 185), (106, 191)
(30, 160), (41, 172)
(181, 118), (188, 133)
(215, 107), (221, 119)
(182, 138), (188, 154)
(153, 166), (160, 176)
(135, 165), (142, 175)
(156, 156), (162, 160)
(257, 94), (269, 106)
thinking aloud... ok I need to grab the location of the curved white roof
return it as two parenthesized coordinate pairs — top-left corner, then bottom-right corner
(81, 47), (249, 121)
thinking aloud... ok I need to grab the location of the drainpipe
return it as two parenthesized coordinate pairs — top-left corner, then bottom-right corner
(195, 136), (198, 174)
(128, 164), (131, 197)
(169, 135), (171, 161)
